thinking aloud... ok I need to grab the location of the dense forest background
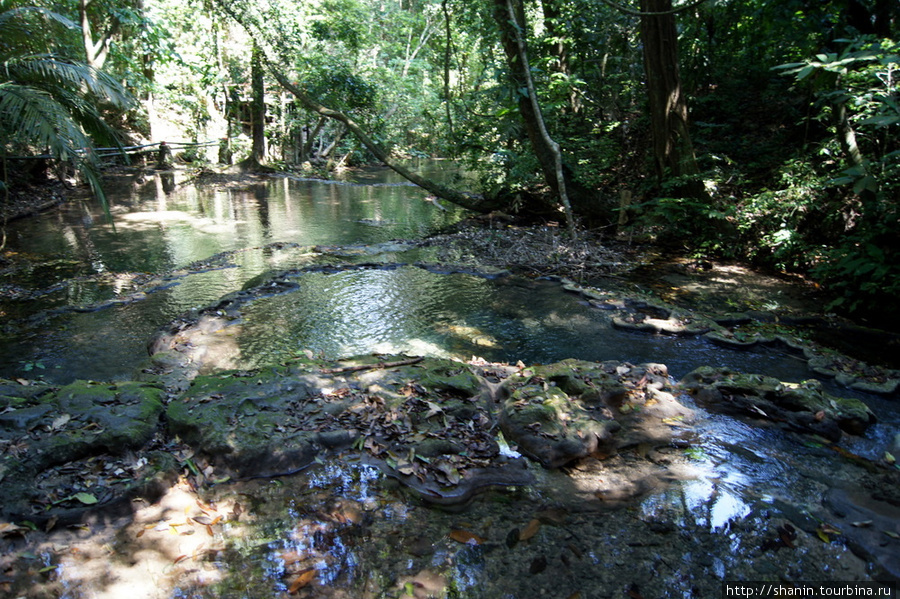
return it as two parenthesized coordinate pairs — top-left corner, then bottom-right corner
(1, 0), (898, 325)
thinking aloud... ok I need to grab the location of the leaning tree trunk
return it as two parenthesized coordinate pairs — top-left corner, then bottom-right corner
(492, 0), (609, 227)
(269, 69), (493, 212)
(639, 0), (702, 195)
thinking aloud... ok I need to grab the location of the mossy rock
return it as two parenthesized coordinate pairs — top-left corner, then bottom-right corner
(167, 365), (322, 475)
(499, 365), (621, 468)
(0, 379), (168, 522)
(680, 367), (876, 441)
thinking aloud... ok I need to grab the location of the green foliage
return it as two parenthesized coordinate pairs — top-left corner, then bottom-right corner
(0, 1), (132, 208)
(814, 232), (900, 315)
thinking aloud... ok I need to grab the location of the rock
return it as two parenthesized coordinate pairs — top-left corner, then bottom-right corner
(680, 367), (876, 441)
(498, 359), (692, 468)
(0, 379), (169, 522)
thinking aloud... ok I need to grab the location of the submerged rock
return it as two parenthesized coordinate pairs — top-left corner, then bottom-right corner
(680, 366), (876, 441)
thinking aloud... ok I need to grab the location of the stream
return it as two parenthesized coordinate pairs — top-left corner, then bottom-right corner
(0, 166), (898, 598)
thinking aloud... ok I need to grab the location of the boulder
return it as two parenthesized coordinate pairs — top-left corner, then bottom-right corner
(680, 367), (876, 441)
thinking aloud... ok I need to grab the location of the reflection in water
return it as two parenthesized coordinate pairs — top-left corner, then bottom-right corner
(226, 267), (824, 383)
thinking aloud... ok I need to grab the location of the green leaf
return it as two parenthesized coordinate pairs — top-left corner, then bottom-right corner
(73, 492), (98, 505)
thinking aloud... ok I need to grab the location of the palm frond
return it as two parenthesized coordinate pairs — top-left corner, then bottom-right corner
(4, 55), (133, 108)
(0, 83), (89, 158)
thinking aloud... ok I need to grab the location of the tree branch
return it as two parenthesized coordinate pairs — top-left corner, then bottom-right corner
(597, 0), (708, 17)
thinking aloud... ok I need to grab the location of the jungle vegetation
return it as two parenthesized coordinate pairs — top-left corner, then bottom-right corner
(0, 0), (898, 323)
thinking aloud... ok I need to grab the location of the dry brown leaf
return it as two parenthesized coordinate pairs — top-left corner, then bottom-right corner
(519, 519), (541, 541)
(281, 551), (307, 565)
(288, 568), (316, 594)
(449, 529), (486, 545)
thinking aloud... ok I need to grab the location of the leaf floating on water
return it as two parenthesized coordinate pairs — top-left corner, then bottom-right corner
(288, 568), (316, 593)
(449, 529), (485, 545)
(519, 519), (541, 541)
(777, 523), (797, 548)
(626, 583), (645, 599)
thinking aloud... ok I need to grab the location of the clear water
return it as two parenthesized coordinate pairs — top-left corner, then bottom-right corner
(225, 267), (814, 383)
(3, 166), (898, 597)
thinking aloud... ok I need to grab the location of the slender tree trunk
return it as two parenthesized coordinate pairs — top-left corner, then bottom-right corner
(441, 0), (456, 148)
(640, 0), (703, 197)
(250, 43), (267, 166)
(80, 0), (116, 69)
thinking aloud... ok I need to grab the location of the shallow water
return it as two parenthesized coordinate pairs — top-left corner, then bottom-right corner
(1, 166), (898, 598)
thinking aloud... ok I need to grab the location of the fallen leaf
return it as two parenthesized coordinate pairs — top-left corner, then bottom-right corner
(883, 530), (900, 539)
(529, 555), (547, 574)
(519, 519), (541, 541)
(449, 529), (485, 545)
(626, 583), (645, 599)
(423, 401), (444, 419)
(51, 414), (72, 430)
(777, 523), (797, 548)
(280, 551), (306, 565)
(0, 522), (28, 537)
(288, 568), (316, 593)
(885, 452), (896, 465)
(505, 528), (519, 549)
(73, 492), (98, 505)
(851, 520), (873, 528)
(814, 410), (826, 422)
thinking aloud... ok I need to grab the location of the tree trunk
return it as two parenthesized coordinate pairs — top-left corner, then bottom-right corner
(494, 0), (577, 238)
(492, 0), (611, 226)
(639, 0), (701, 194)
(250, 43), (267, 166)
(80, 0), (116, 69)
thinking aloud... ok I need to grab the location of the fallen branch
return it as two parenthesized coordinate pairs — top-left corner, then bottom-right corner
(317, 357), (425, 375)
